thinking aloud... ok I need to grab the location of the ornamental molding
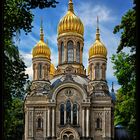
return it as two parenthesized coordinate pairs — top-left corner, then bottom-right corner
(29, 81), (51, 96)
(65, 89), (74, 97)
(87, 81), (109, 96)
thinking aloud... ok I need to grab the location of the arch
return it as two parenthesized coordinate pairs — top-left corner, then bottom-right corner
(51, 82), (88, 101)
(57, 127), (80, 140)
(67, 40), (74, 62)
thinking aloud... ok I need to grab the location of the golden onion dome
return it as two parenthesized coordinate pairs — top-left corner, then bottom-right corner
(32, 20), (51, 59)
(50, 63), (55, 76)
(57, 0), (84, 36)
(89, 17), (107, 58)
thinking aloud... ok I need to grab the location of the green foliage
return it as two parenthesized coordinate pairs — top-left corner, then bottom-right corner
(113, 8), (136, 53)
(4, 0), (58, 39)
(4, 98), (24, 140)
(111, 1), (136, 139)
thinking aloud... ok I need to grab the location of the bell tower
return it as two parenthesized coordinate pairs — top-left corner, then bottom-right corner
(32, 19), (51, 81)
(56, 0), (86, 76)
(88, 17), (107, 81)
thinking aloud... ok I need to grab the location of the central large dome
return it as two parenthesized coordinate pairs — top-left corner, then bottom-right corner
(57, 0), (84, 37)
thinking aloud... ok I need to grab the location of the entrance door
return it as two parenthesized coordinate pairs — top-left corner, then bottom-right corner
(63, 134), (74, 140)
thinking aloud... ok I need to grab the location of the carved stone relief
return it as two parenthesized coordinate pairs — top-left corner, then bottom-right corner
(29, 81), (51, 96)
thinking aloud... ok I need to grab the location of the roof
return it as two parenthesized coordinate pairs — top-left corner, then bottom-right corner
(50, 74), (89, 89)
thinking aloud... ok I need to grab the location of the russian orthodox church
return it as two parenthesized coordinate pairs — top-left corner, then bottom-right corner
(24, 0), (115, 139)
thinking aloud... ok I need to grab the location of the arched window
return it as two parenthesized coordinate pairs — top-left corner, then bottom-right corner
(76, 42), (80, 63)
(66, 100), (71, 123)
(61, 42), (64, 63)
(73, 103), (77, 125)
(96, 118), (102, 129)
(60, 104), (64, 125)
(95, 63), (100, 80)
(38, 63), (42, 79)
(67, 41), (74, 62)
(37, 117), (43, 129)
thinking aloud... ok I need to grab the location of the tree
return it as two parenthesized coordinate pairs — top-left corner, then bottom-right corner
(112, 52), (136, 139)
(111, 0), (136, 139)
(4, 98), (24, 139)
(3, 0), (59, 139)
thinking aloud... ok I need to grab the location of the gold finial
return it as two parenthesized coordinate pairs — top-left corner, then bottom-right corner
(40, 17), (44, 41)
(111, 82), (114, 92)
(68, 0), (74, 13)
(96, 16), (100, 40)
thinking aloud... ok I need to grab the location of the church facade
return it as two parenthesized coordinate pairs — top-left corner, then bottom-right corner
(24, 0), (115, 140)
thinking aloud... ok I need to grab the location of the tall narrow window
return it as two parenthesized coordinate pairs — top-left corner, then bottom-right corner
(37, 118), (43, 129)
(95, 63), (100, 80)
(73, 103), (77, 125)
(61, 42), (64, 63)
(60, 104), (64, 125)
(76, 42), (80, 63)
(38, 63), (42, 79)
(66, 100), (71, 123)
(96, 118), (102, 129)
(67, 41), (74, 62)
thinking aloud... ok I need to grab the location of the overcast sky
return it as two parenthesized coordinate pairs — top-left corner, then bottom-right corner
(16, 0), (133, 93)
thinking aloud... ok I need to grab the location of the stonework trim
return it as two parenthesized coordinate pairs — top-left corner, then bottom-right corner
(52, 82), (88, 100)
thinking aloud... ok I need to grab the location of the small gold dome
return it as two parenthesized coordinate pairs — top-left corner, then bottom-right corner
(32, 40), (51, 59)
(50, 63), (55, 76)
(89, 18), (107, 58)
(32, 20), (51, 59)
(89, 40), (107, 58)
(57, 0), (84, 36)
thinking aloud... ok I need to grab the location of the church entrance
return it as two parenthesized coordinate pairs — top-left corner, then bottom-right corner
(63, 132), (74, 140)
(57, 127), (80, 140)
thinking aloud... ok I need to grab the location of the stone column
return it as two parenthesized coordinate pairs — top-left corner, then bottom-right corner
(58, 45), (61, 65)
(77, 109), (79, 125)
(103, 109), (106, 137)
(24, 109), (28, 140)
(71, 108), (73, 124)
(74, 45), (76, 62)
(44, 109), (47, 138)
(28, 108), (34, 138)
(64, 107), (66, 124)
(42, 66), (45, 80)
(33, 64), (35, 80)
(86, 108), (89, 137)
(108, 110), (111, 138)
(35, 65), (38, 80)
(82, 108), (85, 137)
(47, 107), (51, 137)
(92, 64), (94, 80)
(52, 108), (55, 137)
(64, 42), (67, 62)
(80, 45), (83, 64)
